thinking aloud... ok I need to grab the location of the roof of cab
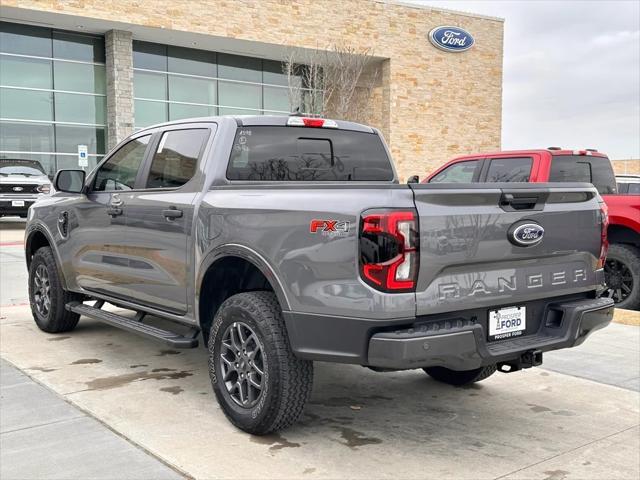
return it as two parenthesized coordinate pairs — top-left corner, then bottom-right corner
(450, 148), (609, 161)
(135, 115), (375, 135)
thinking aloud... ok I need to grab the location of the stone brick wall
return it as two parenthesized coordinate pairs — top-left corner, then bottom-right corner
(611, 159), (640, 175)
(105, 30), (134, 150)
(6, 0), (504, 180)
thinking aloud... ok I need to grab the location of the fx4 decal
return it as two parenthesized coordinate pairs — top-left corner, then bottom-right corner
(310, 219), (351, 237)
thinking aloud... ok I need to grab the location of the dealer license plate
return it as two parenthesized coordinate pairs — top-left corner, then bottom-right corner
(11, 200), (25, 207)
(488, 306), (526, 341)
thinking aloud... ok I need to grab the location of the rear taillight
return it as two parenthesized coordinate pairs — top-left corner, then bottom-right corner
(359, 210), (419, 292)
(597, 202), (609, 269)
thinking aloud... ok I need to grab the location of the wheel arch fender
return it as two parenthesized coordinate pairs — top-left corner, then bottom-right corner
(196, 244), (291, 319)
(607, 223), (640, 248)
(25, 223), (68, 289)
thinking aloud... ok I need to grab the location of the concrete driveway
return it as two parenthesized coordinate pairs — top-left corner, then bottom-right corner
(1, 218), (639, 480)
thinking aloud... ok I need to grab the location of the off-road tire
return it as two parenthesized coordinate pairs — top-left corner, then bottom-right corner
(604, 243), (640, 310)
(208, 291), (313, 435)
(28, 246), (82, 333)
(424, 364), (497, 386)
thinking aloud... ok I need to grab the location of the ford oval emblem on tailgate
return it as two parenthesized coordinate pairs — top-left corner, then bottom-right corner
(509, 222), (544, 247)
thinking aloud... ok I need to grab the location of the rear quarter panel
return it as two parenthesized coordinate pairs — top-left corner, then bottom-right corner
(196, 184), (417, 319)
(603, 194), (640, 234)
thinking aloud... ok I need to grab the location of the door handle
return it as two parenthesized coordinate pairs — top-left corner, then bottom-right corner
(163, 207), (183, 220)
(107, 207), (123, 217)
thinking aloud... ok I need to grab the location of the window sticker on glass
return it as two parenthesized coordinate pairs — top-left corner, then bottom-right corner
(231, 130), (251, 167)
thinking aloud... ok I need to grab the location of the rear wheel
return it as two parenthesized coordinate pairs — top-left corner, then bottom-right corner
(604, 244), (640, 310)
(424, 365), (497, 386)
(28, 246), (82, 333)
(208, 291), (313, 435)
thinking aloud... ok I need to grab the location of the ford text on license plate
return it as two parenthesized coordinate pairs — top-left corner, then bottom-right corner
(488, 306), (526, 341)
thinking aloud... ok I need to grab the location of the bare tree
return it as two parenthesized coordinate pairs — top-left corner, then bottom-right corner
(282, 44), (379, 121)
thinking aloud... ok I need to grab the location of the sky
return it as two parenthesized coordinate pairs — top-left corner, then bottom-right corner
(412, 0), (640, 160)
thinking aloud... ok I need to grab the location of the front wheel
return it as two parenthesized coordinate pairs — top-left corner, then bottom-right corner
(208, 291), (313, 435)
(424, 365), (497, 386)
(28, 246), (82, 333)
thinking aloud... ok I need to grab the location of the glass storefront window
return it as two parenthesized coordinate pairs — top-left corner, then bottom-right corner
(0, 22), (106, 175)
(0, 153), (57, 177)
(169, 103), (215, 121)
(55, 125), (106, 155)
(218, 107), (261, 116)
(168, 75), (216, 104)
(132, 41), (309, 128)
(0, 88), (53, 121)
(133, 41), (167, 71)
(218, 53), (262, 82)
(263, 60), (289, 86)
(53, 31), (105, 63)
(0, 56), (52, 89)
(54, 93), (106, 124)
(134, 71), (167, 100)
(0, 121), (55, 153)
(218, 80), (261, 110)
(135, 99), (168, 128)
(263, 85), (290, 113)
(55, 153), (101, 172)
(168, 46), (216, 76)
(0, 22), (52, 57)
(53, 61), (106, 94)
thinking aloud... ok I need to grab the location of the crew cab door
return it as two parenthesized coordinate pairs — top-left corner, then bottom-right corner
(477, 155), (538, 183)
(120, 125), (213, 314)
(69, 133), (153, 299)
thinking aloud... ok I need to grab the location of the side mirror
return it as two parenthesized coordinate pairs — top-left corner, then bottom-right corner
(407, 175), (420, 184)
(54, 169), (86, 193)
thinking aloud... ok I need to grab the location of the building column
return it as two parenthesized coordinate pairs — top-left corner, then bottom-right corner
(105, 30), (134, 150)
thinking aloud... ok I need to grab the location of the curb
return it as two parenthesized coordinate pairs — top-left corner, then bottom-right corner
(613, 308), (640, 326)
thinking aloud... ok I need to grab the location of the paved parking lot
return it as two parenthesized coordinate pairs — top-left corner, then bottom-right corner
(1, 219), (639, 479)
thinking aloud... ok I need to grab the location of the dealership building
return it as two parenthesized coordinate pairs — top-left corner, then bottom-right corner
(0, 0), (503, 180)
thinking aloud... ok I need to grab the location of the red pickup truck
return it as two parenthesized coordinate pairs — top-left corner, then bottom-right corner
(422, 149), (640, 310)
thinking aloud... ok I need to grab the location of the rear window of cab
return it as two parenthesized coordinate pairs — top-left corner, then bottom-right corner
(549, 155), (617, 195)
(226, 126), (394, 181)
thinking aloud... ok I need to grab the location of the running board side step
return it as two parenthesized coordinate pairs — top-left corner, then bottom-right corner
(66, 302), (199, 348)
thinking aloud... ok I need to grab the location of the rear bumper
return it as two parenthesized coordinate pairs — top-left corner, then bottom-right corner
(283, 294), (614, 370)
(367, 297), (614, 370)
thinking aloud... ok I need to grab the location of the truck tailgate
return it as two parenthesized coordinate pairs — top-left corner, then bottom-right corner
(409, 183), (604, 316)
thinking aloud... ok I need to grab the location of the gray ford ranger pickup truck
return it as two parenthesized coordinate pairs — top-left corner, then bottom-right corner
(25, 115), (614, 434)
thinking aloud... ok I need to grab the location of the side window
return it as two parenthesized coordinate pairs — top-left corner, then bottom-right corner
(93, 135), (150, 191)
(589, 160), (617, 194)
(146, 129), (209, 189)
(616, 182), (629, 194)
(485, 157), (532, 182)
(429, 160), (480, 183)
(628, 183), (640, 194)
(549, 156), (591, 183)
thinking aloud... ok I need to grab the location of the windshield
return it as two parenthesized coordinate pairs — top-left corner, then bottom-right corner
(0, 160), (46, 177)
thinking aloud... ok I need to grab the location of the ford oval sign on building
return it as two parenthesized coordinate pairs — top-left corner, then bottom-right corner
(429, 26), (475, 52)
